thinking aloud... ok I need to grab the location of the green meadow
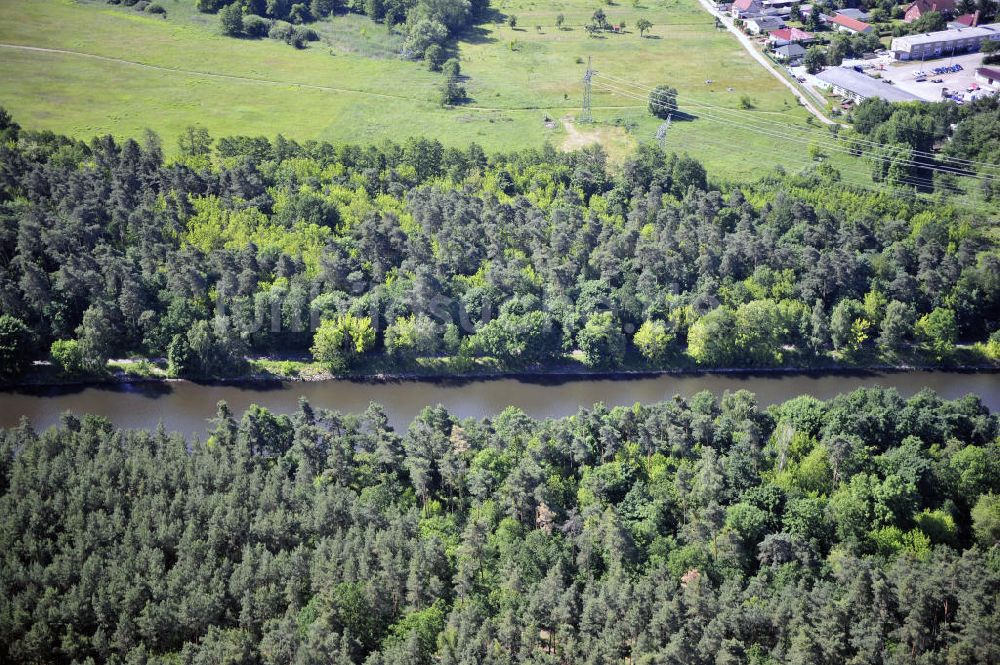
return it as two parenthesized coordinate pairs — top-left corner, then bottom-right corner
(0, 0), (844, 178)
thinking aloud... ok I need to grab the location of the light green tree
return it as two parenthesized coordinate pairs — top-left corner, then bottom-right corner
(311, 315), (376, 372)
(916, 307), (957, 359)
(972, 493), (1000, 547)
(633, 319), (673, 363)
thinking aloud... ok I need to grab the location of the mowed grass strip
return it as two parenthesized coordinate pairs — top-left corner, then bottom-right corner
(0, 0), (834, 177)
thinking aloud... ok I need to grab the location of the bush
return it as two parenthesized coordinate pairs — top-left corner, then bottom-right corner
(145, 3), (166, 15)
(440, 79), (466, 105)
(51, 339), (86, 375)
(425, 44), (445, 71)
(219, 3), (244, 36)
(296, 26), (319, 41)
(291, 26), (319, 48)
(133, 1), (150, 10)
(268, 21), (295, 42)
(442, 58), (461, 81)
(404, 19), (448, 59)
(243, 14), (271, 37)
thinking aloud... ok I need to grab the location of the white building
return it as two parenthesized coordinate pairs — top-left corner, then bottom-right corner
(890, 23), (1000, 60)
(746, 16), (785, 34)
(815, 67), (924, 103)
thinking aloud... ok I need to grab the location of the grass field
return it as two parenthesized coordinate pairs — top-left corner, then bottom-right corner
(0, 0), (854, 178)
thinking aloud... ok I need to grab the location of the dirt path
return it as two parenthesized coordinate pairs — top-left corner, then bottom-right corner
(560, 115), (631, 153)
(691, 0), (842, 125)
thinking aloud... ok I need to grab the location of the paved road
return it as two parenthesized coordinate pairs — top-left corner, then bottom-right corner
(692, 0), (841, 125)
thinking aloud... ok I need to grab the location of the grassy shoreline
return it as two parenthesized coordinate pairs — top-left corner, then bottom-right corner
(6, 351), (997, 390)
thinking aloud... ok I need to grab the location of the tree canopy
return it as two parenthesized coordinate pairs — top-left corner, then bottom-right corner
(1, 386), (998, 663)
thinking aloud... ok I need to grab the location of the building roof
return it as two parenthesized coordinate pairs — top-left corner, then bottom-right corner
(830, 14), (872, 32)
(977, 66), (1000, 79)
(748, 15), (784, 27)
(891, 22), (1000, 49)
(769, 27), (814, 41)
(952, 13), (978, 26)
(775, 43), (807, 57)
(815, 67), (923, 102)
(905, 0), (956, 15)
(835, 8), (870, 20)
(732, 0), (761, 11)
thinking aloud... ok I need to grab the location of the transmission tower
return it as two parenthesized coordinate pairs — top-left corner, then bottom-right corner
(656, 115), (672, 148)
(581, 56), (594, 123)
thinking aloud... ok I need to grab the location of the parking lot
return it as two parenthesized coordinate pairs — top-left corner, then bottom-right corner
(862, 52), (991, 102)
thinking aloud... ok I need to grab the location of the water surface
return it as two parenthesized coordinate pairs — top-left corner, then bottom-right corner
(2, 370), (997, 436)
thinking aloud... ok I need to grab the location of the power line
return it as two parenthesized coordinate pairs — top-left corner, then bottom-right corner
(593, 72), (1000, 175)
(592, 81), (978, 197)
(657, 119), (984, 209)
(596, 75), (1000, 182)
(593, 80), (995, 189)
(594, 71), (1000, 173)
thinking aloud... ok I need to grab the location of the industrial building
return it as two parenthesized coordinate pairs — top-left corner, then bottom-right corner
(815, 67), (923, 103)
(890, 23), (1000, 60)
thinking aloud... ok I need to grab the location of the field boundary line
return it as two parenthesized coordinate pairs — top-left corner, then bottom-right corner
(0, 42), (645, 115)
(0, 42), (421, 100)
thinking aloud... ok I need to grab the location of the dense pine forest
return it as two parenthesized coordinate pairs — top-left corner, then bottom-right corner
(1, 387), (998, 663)
(0, 106), (999, 382)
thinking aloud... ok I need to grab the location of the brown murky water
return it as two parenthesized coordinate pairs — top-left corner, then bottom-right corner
(1, 370), (997, 436)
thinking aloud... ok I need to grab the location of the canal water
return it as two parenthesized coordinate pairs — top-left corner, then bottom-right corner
(1, 370), (997, 436)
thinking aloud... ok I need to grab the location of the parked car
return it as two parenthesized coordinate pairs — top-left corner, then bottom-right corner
(915, 77), (927, 82)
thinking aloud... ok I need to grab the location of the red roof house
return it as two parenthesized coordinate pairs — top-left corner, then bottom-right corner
(976, 67), (1000, 86)
(731, 0), (765, 18)
(903, 0), (956, 23)
(951, 12), (979, 27)
(768, 27), (814, 45)
(830, 14), (874, 34)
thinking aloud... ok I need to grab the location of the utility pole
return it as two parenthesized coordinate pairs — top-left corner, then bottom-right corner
(581, 56), (594, 123)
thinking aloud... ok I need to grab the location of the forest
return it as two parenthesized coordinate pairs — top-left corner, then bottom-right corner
(1, 387), (998, 663)
(104, 0), (491, 58)
(0, 107), (998, 382)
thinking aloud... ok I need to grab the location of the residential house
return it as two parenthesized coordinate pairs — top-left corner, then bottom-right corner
(903, 0), (956, 23)
(768, 27), (814, 45)
(890, 23), (1000, 60)
(976, 66), (1000, 86)
(830, 14), (874, 34)
(773, 43), (807, 63)
(762, 0), (797, 17)
(746, 15), (785, 34)
(948, 12), (980, 28)
(815, 67), (923, 102)
(731, 0), (766, 19)
(835, 8), (871, 21)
